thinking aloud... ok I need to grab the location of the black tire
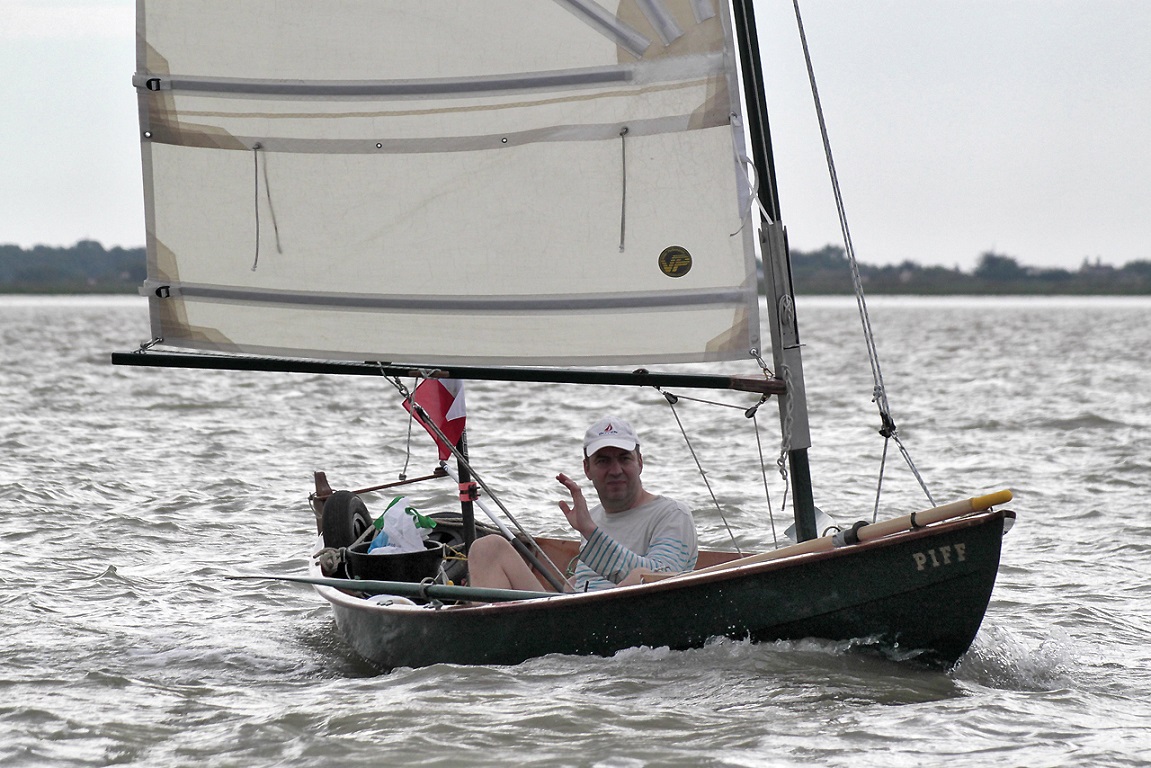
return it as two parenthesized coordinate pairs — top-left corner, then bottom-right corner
(321, 491), (373, 550)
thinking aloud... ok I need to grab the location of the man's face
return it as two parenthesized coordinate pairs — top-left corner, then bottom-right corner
(583, 446), (644, 512)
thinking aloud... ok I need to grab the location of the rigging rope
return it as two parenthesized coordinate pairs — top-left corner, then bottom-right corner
(747, 347), (792, 518)
(653, 377), (795, 553)
(791, 0), (935, 509)
(658, 389), (743, 556)
(750, 410), (780, 548)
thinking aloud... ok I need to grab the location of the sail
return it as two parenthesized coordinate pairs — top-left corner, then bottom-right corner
(134, 0), (761, 365)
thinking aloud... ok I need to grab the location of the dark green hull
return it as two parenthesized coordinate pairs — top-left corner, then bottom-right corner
(317, 509), (1012, 670)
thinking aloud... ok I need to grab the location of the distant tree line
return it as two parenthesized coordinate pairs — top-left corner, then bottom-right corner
(1, 239), (1149, 295)
(783, 246), (1151, 295)
(0, 240), (146, 294)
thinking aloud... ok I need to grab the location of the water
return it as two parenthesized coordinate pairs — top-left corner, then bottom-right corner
(3, 295), (1149, 767)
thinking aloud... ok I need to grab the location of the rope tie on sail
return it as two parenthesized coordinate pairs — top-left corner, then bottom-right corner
(792, 0), (935, 511)
(250, 143), (283, 272)
(732, 152), (775, 236)
(618, 126), (629, 252)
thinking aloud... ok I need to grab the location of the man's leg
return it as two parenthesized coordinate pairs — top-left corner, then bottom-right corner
(466, 535), (550, 591)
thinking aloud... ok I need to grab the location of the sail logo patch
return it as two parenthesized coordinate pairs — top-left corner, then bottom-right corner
(658, 246), (692, 278)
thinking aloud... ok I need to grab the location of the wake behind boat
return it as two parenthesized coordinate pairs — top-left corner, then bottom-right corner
(116, 0), (1015, 670)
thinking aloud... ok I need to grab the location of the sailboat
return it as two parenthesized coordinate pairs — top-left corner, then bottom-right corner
(115, 0), (1015, 670)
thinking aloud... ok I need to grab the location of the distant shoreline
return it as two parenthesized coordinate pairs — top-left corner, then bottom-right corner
(784, 245), (1150, 296)
(3, 240), (1148, 295)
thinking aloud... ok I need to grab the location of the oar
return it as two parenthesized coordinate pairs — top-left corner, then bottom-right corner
(648, 489), (1014, 582)
(226, 573), (555, 603)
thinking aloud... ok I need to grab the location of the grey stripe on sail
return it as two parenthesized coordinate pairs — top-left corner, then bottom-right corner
(133, 54), (723, 100)
(159, 284), (752, 313)
(133, 66), (633, 98)
(156, 111), (724, 154)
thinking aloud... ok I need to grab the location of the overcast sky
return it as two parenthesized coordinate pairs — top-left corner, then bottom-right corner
(2, 0), (1148, 271)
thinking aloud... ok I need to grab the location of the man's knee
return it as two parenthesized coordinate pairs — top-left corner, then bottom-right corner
(469, 534), (510, 561)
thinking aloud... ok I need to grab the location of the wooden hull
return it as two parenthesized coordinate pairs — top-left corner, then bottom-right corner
(314, 509), (1012, 670)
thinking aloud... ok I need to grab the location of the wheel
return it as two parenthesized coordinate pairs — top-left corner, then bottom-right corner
(321, 491), (373, 550)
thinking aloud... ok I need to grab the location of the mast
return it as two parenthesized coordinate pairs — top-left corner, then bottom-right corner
(732, 0), (819, 541)
(454, 433), (478, 550)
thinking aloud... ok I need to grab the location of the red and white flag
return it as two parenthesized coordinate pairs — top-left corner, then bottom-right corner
(403, 378), (466, 461)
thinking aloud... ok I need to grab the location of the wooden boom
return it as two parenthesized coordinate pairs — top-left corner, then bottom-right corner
(111, 352), (785, 395)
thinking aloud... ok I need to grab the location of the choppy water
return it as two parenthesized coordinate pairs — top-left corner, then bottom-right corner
(2, 295), (1149, 767)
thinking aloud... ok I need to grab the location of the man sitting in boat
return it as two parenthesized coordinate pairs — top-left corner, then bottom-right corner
(468, 417), (698, 591)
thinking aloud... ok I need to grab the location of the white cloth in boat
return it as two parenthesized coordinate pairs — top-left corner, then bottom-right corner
(574, 496), (698, 591)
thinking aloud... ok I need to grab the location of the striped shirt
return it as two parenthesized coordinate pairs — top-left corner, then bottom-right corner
(573, 496), (697, 591)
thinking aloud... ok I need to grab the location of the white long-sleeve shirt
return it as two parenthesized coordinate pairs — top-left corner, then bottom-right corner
(573, 496), (697, 591)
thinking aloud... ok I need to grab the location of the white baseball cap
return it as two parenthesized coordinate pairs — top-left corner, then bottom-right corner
(583, 417), (640, 457)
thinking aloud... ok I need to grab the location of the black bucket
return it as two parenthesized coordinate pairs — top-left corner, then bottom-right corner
(345, 540), (445, 583)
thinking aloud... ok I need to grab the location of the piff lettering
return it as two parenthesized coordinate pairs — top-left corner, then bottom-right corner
(912, 542), (967, 571)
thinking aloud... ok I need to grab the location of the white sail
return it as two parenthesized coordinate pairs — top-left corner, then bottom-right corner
(135, 0), (761, 365)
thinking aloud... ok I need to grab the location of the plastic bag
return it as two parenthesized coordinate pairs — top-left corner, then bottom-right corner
(367, 496), (436, 554)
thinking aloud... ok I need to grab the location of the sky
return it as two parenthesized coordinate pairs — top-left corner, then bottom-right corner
(2, 0), (1148, 271)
